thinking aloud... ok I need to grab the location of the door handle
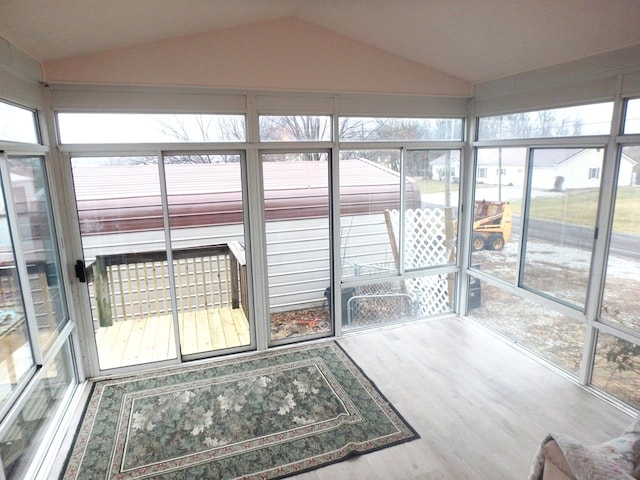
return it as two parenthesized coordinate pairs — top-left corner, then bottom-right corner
(75, 260), (87, 283)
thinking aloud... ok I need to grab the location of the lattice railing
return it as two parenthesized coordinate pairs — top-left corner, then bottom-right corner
(384, 208), (454, 316)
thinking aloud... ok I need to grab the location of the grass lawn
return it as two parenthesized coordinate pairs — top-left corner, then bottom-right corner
(414, 178), (491, 194)
(510, 186), (640, 235)
(414, 178), (459, 194)
(414, 178), (640, 235)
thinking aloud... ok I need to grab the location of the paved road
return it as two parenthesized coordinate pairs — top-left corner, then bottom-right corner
(514, 216), (639, 260)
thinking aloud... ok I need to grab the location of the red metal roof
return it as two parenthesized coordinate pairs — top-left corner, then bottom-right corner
(73, 158), (420, 235)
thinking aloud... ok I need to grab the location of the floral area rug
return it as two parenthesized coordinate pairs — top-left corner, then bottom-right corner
(62, 342), (418, 479)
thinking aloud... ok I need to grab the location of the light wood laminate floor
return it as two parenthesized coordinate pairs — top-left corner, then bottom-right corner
(294, 317), (634, 479)
(50, 317), (634, 479)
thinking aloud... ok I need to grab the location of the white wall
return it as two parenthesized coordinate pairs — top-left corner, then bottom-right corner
(43, 17), (471, 97)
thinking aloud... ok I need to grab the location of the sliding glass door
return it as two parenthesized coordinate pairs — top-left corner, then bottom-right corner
(164, 153), (250, 357)
(71, 156), (175, 370)
(592, 142), (640, 407)
(71, 152), (252, 370)
(521, 147), (604, 308)
(338, 148), (457, 329)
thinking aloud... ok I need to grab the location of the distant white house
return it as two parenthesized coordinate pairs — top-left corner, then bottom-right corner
(431, 148), (637, 190)
(475, 148), (526, 187)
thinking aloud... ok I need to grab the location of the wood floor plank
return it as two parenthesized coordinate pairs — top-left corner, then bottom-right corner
(220, 308), (241, 347)
(106, 319), (132, 363)
(179, 310), (199, 355)
(102, 320), (136, 368)
(148, 314), (175, 361)
(139, 315), (176, 362)
(126, 315), (148, 363)
(231, 308), (250, 345)
(139, 314), (159, 360)
(195, 309), (213, 352)
(208, 309), (227, 350)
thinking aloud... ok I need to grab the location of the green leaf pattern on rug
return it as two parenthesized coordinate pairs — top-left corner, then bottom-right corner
(124, 365), (346, 469)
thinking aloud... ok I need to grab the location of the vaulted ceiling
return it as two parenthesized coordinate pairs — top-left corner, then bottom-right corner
(1, 0), (639, 83)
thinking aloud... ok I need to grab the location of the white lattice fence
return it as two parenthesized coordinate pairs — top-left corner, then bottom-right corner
(385, 208), (453, 316)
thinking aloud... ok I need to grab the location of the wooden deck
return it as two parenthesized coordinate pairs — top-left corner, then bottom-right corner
(95, 307), (250, 369)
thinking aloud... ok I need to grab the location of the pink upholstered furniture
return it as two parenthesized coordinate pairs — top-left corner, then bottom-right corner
(538, 440), (575, 480)
(529, 416), (640, 480)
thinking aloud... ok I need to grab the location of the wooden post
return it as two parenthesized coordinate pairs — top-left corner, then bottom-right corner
(383, 210), (408, 294)
(444, 207), (456, 304)
(383, 210), (400, 270)
(93, 256), (113, 327)
(229, 255), (239, 310)
(228, 241), (245, 310)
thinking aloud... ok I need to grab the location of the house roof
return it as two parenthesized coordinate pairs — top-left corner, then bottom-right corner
(430, 149), (527, 167)
(474, 148), (586, 167)
(477, 148), (639, 167)
(528, 148), (584, 166)
(476, 148), (527, 167)
(73, 158), (420, 235)
(430, 147), (638, 168)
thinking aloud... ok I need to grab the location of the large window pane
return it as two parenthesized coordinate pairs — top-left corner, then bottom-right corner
(340, 150), (401, 280)
(470, 148), (525, 283)
(623, 98), (640, 134)
(0, 175), (33, 407)
(71, 156), (176, 369)
(0, 101), (38, 144)
(468, 278), (584, 375)
(521, 148), (603, 308)
(259, 116), (331, 142)
(478, 102), (613, 140)
(339, 117), (463, 141)
(592, 331), (640, 409)
(339, 149), (454, 321)
(263, 152), (332, 342)
(8, 157), (67, 354)
(58, 113), (246, 143)
(164, 154), (250, 355)
(0, 341), (74, 479)
(339, 150), (457, 277)
(601, 146), (640, 330)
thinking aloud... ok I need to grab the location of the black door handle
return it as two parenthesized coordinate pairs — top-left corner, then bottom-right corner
(75, 260), (87, 283)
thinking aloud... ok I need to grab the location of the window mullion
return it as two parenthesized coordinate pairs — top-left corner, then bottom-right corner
(398, 148), (406, 275)
(157, 151), (182, 361)
(579, 94), (628, 385)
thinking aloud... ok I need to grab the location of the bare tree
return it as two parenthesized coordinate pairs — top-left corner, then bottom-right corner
(338, 117), (393, 141)
(480, 110), (585, 140)
(157, 115), (245, 164)
(158, 116), (214, 142)
(259, 116), (330, 161)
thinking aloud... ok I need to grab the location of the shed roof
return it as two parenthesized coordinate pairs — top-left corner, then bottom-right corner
(74, 158), (420, 235)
